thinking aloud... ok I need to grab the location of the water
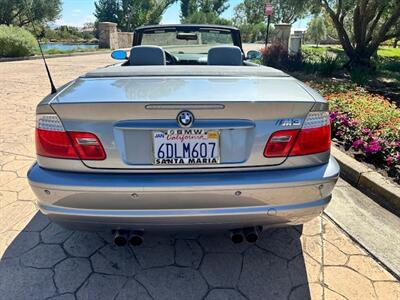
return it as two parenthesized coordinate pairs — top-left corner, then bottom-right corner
(40, 43), (98, 52)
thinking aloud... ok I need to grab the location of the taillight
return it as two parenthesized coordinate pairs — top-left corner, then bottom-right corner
(36, 115), (79, 159)
(264, 129), (299, 157)
(68, 131), (106, 160)
(264, 111), (331, 158)
(290, 111), (331, 156)
(36, 114), (106, 160)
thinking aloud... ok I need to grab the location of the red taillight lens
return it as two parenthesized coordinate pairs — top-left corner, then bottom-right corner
(264, 129), (300, 157)
(68, 131), (106, 160)
(290, 125), (331, 156)
(36, 129), (79, 159)
(36, 114), (106, 160)
(264, 111), (331, 158)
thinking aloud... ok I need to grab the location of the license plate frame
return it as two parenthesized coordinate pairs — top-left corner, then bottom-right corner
(152, 129), (220, 165)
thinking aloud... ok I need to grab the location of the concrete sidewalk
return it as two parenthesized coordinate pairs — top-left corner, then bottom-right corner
(327, 178), (400, 277)
(0, 53), (399, 299)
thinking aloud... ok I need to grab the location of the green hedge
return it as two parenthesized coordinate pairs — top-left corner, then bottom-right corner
(0, 25), (39, 57)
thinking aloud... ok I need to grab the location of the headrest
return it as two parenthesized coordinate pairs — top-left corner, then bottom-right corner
(130, 45), (166, 66)
(208, 46), (243, 66)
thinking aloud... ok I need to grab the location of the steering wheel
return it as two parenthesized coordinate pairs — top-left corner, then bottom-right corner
(164, 50), (178, 65)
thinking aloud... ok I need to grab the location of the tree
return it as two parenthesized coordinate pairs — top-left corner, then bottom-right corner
(322, 11), (338, 42)
(270, 0), (312, 24)
(94, 0), (175, 32)
(94, 0), (119, 25)
(180, 0), (230, 23)
(233, 0), (264, 25)
(232, 2), (267, 42)
(232, 0), (312, 26)
(307, 15), (327, 46)
(184, 11), (232, 25)
(180, 0), (197, 20)
(315, 0), (400, 68)
(0, 0), (61, 27)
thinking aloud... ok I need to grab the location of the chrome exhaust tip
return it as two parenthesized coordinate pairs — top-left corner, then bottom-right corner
(113, 230), (128, 247)
(129, 231), (144, 246)
(243, 227), (259, 243)
(230, 229), (244, 244)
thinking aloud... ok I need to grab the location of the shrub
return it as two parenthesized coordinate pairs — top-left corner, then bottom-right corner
(308, 81), (360, 96)
(319, 55), (339, 76)
(262, 44), (290, 69)
(327, 92), (400, 136)
(349, 66), (374, 85)
(309, 81), (400, 182)
(261, 44), (344, 75)
(301, 47), (344, 76)
(376, 56), (400, 73)
(0, 25), (39, 57)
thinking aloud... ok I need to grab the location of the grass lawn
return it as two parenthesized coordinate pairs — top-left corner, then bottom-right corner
(302, 44), (400, 84)
(303, 44), (400, 58)
(377, 47), (400, 58)
(302, 44), (344, 54)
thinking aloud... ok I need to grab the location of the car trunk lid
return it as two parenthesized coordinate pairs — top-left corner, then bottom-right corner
(50, 75), (316, 170)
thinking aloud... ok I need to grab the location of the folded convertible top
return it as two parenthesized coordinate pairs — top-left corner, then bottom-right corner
(83, 65), (289, 78)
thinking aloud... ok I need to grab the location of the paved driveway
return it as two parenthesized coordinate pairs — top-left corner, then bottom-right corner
(0, 54), (399, 300)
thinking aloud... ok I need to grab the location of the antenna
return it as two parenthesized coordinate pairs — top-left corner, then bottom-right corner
(26, 2), (57, 94)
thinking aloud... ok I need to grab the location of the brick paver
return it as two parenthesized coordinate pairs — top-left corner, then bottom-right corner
(0, 54), (399, 300)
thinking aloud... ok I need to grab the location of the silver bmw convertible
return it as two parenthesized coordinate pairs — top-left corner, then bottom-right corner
(28, 24), (339, 245)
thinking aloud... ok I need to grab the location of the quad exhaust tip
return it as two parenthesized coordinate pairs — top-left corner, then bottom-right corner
(115, 228), (258, 246)
(243, 227), (259, 243)
(231, 227), (260, 244)
(113, 230), (144, 247)
(230, 229), (244, 244)
(129, 231), (144, 246)
(113, 230), (128, 247)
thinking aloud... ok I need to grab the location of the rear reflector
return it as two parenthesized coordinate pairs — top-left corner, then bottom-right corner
(36, 114), (106, 160)
(264, 111), (331, 158)
(68, 132), (106, 160)
(264, 130), (299, 157)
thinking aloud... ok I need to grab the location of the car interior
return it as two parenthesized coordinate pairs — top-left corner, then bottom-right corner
(109, 25), (260, 67)
(120, 45), (256, 66)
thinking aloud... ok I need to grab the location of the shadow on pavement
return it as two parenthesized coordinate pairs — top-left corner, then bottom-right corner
(0, 212), (311, 300)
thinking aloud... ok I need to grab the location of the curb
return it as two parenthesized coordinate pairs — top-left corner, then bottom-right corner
(331, 147), (400, 214)
(0, 50), (111, 62)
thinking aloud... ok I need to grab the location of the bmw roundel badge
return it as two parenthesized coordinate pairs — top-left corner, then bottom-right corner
(177, 111), (194, 128)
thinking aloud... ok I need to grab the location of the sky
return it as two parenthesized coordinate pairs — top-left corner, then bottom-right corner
(56, 0), (309, 29)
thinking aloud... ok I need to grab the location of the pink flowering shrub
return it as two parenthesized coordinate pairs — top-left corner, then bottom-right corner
(309, 82), (400, 183)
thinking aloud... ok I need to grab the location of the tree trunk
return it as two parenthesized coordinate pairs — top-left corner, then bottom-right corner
(346, 46), (376, 70)
(394, 38), (399, 48)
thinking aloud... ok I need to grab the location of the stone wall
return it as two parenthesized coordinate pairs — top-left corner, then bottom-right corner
(117, 32), (134, 49)
(272, 24), (292, 52)
(98, 22), (118, 49)
(98, 22), (133, 49)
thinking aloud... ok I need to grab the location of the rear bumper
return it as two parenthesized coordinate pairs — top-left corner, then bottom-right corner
(28, 158), (340, 231)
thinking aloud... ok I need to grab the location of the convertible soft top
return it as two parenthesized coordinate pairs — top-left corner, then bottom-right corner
(83, 65), (289, 78)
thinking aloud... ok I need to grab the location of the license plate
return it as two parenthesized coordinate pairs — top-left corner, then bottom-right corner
(153, 129), (220, 165)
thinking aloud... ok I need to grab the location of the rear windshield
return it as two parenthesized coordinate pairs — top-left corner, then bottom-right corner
(140, 29), (234, 54)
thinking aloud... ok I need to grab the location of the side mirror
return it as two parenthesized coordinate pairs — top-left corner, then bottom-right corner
(111, 49), (128, 60)
(247, 50), (262, 60)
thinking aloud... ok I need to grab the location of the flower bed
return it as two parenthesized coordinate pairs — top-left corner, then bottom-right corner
(308, 81), (400, 183)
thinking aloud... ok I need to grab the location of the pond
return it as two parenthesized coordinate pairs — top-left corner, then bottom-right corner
(40, 43), (98, 52)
